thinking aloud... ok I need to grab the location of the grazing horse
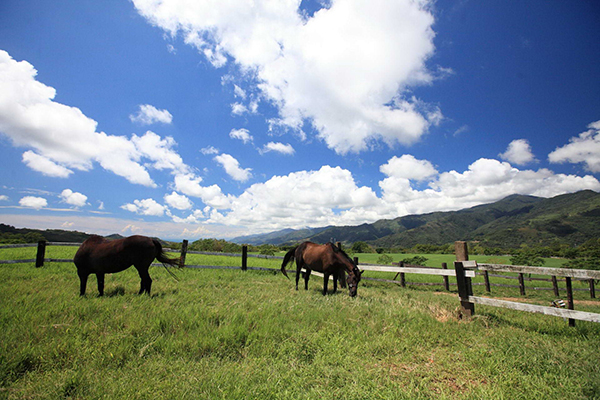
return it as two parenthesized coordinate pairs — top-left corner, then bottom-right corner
(281, 242), (363, 297)
(74, 235), (178, 296)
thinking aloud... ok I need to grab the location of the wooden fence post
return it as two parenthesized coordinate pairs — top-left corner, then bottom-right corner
(566, 277), (575, 327)
(483, 270), (491, 293)
(399, 261), (406, 287)
(518, 273), (526, 296)
(552, 276), (559, 297)
(179, 239), (188, 268)
(442, 262), (450, 291)
(589, 280), (596, 299)
(241, 245), (248, 271)
(454, 241), (474, 317)
(35, 240), (46, 268)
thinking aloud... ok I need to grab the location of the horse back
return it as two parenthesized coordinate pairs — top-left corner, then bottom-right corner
(299, 242), (332, 273)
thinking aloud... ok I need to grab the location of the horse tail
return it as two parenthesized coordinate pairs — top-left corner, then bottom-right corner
(153, 239), (180, 281)
(280, 247), (297, 279)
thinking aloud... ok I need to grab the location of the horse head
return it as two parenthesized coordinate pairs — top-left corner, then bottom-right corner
(347, 267), (363, 297)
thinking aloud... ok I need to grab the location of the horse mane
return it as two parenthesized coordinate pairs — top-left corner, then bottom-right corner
(328, 242), (356, 267)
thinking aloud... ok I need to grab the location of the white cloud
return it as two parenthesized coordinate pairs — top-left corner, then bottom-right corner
(59, 189), (88, 208)
(233, 85), (246, 99)
(164, 191), (193, 210)
(22, 150), (73, 178)
(121, 198), (167, 217)
(229, 128), (253, 144)
(0, 195), (8, 201)
(260, 142), (295, 155)
(195, 157), (599, 234)
(133, 0), (439, 154)
(0, 50), (194, 188)
(201, 165), (383, 231)
(131, 131), (188, 173)
(548, 120), (600, 172)
(499, 139), (536, 165)
(129, 104), (173, 125)
(19, 196), (47, 210)
(200, 146), (219, 155)
(380, 154), (437, 181)
(214, 153), (252, 182)
(173, 173), (232, 209)
(231, 103), (248, 116)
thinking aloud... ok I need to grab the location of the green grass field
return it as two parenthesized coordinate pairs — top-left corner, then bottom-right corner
(1, 246), (599, 399)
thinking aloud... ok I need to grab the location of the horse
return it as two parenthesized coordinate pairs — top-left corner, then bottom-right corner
(280, 241), (363, 297)
(74, 235), (178, 296)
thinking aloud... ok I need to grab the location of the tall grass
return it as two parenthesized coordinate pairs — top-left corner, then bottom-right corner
(1, 247), (599, 399)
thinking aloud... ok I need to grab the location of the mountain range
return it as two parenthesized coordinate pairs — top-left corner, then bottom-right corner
(232, 190), (600, 248)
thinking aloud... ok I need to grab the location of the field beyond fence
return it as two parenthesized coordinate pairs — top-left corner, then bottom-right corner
(1, 241), (600, 399)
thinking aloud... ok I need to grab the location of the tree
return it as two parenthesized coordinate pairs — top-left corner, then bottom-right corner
(376, 254), (394, 265)
(401, 256), (428, 266)
(351, 241), (375, 253)
(510, 248), (545, 267)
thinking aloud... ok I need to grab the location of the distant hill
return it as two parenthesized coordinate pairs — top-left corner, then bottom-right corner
(232, 190), (600, 248)
(0, 224), (125, 243)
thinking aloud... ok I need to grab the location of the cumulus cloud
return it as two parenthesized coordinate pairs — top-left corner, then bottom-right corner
(164, 191), (193, 210)
(214, 153), (252, 182)
(173, 173), (232, 209)
(380, 154), (437, 181)
(22, 150), (73, 178)
(260, 142), (295, 155)
(60, 189), (88, 208)
(0, 50), (190, 187)
(229, 128), (253, 144)
(132, 0), (439, 154)
(548, 120), (600, 172)
(499, 139), (536, 165)
(202, 165), (383, 231)
(0, 195), (8, 201)
(130, 104), (173, 125)
(19, 196), (47, 210)
(131, 131), (188, 173)
(121, 198), (167, 216)
(167, 154), (600, 234)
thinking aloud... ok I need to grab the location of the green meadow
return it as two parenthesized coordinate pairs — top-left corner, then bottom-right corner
(1, 245), (599, 399)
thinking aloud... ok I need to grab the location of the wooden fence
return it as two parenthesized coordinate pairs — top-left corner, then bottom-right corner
(453, 241), (600, 327)
(1, 240), (599, 326)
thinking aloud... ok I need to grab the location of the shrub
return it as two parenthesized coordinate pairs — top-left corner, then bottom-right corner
(376, 254), (394, 265)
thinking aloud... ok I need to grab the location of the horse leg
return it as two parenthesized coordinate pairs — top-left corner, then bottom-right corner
(78, 270), (89, 296)
(323, 273), (329, 295)
(332, 271), (338, 294)
(295, 261), (301, 291)
(136, 266), (152, 295)
(304, 269), (311, 290)
(96, 273), (105, 296)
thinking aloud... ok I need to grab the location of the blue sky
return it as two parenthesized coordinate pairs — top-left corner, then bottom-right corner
(1, 0), (599, 241)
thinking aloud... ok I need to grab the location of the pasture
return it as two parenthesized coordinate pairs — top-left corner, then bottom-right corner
(1, 245), (599, 399)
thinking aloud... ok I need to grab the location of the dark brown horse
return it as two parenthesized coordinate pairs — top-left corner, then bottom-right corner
(281, 242), (363, 297)
(74, 235), (178, 296)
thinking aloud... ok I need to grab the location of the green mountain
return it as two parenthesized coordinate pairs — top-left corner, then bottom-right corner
(0, 224), (125, 243)
(233, 190), (600, 248)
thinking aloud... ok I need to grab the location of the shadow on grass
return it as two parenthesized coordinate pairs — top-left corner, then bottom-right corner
(104, 286), (126, 297)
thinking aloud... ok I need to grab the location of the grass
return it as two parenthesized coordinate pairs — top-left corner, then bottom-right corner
(1, 246), (600, 399)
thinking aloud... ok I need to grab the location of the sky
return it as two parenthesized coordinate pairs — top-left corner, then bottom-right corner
(0, 0), (599, 241)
